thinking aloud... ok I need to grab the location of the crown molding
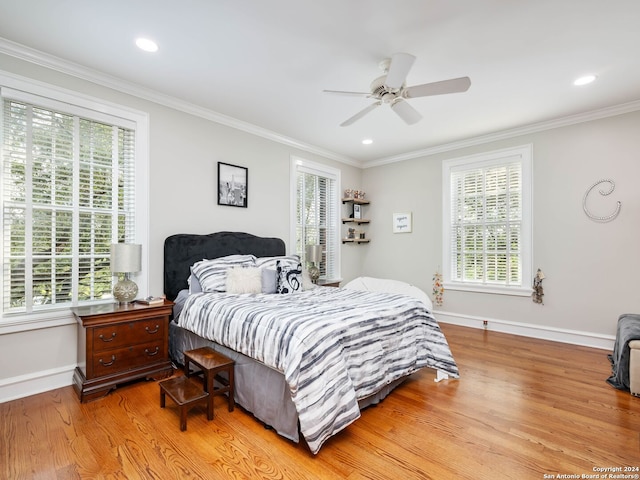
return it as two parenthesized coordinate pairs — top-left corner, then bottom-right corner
(3, 37), (639, 171)
(0, 37), (361, 168)
(363, 100), (640, 168)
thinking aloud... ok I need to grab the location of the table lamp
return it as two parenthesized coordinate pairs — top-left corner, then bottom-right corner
(305, 244), (323, 284)
(110, 243), (142, 303)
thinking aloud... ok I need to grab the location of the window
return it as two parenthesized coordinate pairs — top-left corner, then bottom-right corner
(1, 77), (148, 329)
(291, 157), (340, 281)
(442, 145), (532, 296)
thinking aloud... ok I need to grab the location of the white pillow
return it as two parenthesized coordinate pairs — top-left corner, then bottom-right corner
(191, 254), (256, 292)
(301, 269), (316, 291)
(226, 267), (263, 294)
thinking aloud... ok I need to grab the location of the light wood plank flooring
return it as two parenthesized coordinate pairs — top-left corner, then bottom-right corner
(1, 324), (639, 479)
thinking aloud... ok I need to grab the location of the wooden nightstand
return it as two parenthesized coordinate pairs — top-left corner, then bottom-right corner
(317, 280), (341, 288)
(72, 300), (174, 402)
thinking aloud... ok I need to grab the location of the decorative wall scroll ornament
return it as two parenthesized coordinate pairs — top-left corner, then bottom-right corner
(532, 269), (545, 305)
(433, 270), (444, 307)
(582, 179), (621, 222)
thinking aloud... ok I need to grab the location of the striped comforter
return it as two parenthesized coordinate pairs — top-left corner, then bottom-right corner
(178, 287), (459, 454)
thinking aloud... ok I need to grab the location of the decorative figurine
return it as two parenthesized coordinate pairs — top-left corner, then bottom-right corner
(532, 269), (545, 304)
(433, 270), (444, 307)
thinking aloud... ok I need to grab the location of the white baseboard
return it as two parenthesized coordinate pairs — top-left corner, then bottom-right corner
(434, 310), (615, 351)
(0, 365), (75, 403)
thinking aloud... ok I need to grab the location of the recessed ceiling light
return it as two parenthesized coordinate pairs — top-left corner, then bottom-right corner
(135, 37), (158, 53)
(574, 75), (597, 86)
(362, 139), (373, 145)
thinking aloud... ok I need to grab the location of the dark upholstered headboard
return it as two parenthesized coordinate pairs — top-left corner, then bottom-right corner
(163, 231), (286, 301)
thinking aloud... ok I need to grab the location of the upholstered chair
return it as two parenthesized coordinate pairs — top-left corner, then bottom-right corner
(630, 340), (640, 396)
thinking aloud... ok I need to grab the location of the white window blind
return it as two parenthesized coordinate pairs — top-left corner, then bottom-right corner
(1, 97), (136, 315)
(292, 158), (340, 281)
(443, 145), (532, 295)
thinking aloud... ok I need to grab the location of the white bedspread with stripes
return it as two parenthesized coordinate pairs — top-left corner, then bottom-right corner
(178, 287), (459, 454)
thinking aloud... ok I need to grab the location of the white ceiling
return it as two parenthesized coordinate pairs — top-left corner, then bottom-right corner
(1, 0), (639, 167)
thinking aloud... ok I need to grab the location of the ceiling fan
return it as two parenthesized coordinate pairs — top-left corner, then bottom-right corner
(324, 52), (471, 127)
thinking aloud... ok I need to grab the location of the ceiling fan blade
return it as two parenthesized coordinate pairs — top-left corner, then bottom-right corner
(390, 99), (422, 125)
(384, 52), (416, 90)
(340, 102), (381, 127)
(403, 76), (471, 98)
(323, 89), (371, 97)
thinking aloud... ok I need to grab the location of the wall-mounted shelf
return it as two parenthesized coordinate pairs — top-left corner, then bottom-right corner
(342, 198), (370, 205)
(342, 195), (370, 244)
(341, 218), (370, 224)
(342, 238), (370, 244)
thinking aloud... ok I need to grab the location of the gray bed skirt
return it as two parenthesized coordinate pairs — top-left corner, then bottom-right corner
(169, 320), (408, 445)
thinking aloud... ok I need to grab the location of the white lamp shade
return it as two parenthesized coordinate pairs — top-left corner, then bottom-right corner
(110, 243), (142, 273)
(305, 244), (323, 264)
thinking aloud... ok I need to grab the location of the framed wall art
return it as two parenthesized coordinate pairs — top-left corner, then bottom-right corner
(217, 162), (248, 208)
(392, 212), (412, 233)
(353, 204), (362, 219)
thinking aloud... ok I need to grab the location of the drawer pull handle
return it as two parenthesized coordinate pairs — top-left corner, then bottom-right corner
(145, 347), (159, 356)
(99, 355), (116, 367)
(145, 325), (160, 334)
(98, 332), (116, 342)
(99, 332), (117, 342)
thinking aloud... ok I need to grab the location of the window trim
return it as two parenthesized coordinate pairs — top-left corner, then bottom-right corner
(0, 71), (149, 333)
(290, 156), (341, 281)
(442, 144), (532, 297)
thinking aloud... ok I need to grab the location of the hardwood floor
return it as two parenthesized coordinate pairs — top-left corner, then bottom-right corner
(2, 324), (639, 479)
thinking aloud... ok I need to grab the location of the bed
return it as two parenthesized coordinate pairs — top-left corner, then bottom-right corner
(164, 231), (459, 454)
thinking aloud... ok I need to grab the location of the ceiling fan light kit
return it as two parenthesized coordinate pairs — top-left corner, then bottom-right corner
(390, 98), (422, 125)
(325, 52), (471, 127)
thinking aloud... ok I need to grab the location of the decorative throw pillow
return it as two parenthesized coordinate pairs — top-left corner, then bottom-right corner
(226, 267), (263, 294)
(191, 254), (256, 292)
(261, 268), (278, 294)
(276, 261), (303, 294)
(255, 255), (300, 271)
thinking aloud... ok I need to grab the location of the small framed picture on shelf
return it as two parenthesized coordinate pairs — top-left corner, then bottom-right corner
(392, 212), (412, 233)
(353, 204), (362, 219)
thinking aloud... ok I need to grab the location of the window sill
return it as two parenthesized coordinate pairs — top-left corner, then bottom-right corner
(443, 282), (532, 297)
(0, 310), (77, 335)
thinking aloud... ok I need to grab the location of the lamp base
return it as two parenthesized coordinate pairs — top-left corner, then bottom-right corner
(113, 278), (138, 304)
(309, 265), (320, 284)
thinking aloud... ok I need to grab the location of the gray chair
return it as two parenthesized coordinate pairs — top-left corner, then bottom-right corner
(630, 340), (640, 396)
(607, 314), (640, 396)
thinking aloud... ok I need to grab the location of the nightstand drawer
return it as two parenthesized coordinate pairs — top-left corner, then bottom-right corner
(92, 319), (166, 352)
(91, 341), (165, 376)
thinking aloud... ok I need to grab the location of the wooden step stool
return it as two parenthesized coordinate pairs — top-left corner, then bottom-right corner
(184, 347), (235, 417)
(159, 376), (210, 431)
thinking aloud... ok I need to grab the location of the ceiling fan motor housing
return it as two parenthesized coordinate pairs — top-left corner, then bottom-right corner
(370, 75), (401, 101)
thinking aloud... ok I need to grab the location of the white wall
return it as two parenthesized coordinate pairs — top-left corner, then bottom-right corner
(0, 53), (364, 401)
(362, 111), (640, 346)
(144, 103), (365, 294)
